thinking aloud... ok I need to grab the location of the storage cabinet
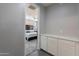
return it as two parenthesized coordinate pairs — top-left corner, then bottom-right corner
(40, 35), (79, 56)
(58, 39), (75, 56)
(40, 36), (48, 51)
(48, 37), (58, 55)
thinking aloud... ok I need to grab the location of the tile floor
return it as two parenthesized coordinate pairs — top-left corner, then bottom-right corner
(27, 49), (52, 56)
(25, 39), (37, 55)
(25, 38), (52, 56)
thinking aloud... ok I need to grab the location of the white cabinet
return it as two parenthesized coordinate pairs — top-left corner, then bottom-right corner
(40, 36), (48, 51)
(48, 37), (58, 55)
(58, 39), (75, 56)
(75, 42), (79, 56)
(40, 35), (78, 56)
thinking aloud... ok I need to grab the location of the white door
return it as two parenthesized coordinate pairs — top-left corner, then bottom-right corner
(41, 36), (48, 51)
(58, 39), (75, 56)
(48, 37), (58, 55)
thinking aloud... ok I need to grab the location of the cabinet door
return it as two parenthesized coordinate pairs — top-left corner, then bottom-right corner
(41, 36), (48, 51)
(58, 39), (75, 56)
(48, 37), (58, 55)
(75, 42), (79, 56)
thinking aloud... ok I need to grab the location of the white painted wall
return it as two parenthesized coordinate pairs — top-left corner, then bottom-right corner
(45, 4), (79, 39)
(39, 5), (46, 34)
(0, 3), (25, 56)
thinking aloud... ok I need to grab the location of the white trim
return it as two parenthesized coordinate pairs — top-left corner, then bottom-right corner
(40, 34), (79, 42)
(32, 3), (40, 50)
(36, 4), (40, 50)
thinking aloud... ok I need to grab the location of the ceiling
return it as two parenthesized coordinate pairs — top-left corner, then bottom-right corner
(40, 3), (53, 7)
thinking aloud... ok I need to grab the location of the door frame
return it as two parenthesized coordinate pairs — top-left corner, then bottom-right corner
(24, 3), (40, 56)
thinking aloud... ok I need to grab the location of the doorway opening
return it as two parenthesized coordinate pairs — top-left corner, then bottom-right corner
(25, 3), (40, 56)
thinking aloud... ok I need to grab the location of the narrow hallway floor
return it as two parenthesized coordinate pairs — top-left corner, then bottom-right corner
(26, 49), (53, 56)
(25, 39), (37, 55)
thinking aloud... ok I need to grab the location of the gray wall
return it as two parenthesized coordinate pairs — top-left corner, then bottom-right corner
(0, 3), (25, 56)
(39, 5), (46, 34)
(45, 4), (79, 38)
